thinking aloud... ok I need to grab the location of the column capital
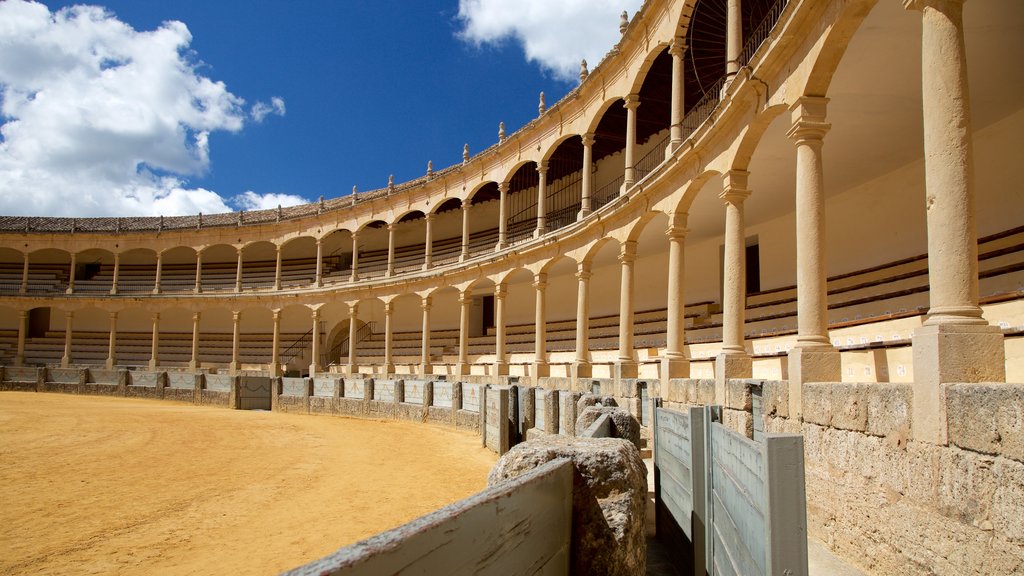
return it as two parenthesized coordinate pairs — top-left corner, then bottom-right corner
(787, 96), (831, 143)
(618, 240), (637, 263)
(461, 199), (471, 211)
(109, 311), (118, 320)
(581, 132), (595, 147)
(624, 93), (641, 110)
(498, 181), (510, 194)
(719, 169), (752, 204)
(271, 309), (281, 320)
(311, 308), (321, 320)
(65, 310), (75, 319)
(232, 310), (241, 321)
(668, 38), (688, 57)
(423, 212), (434, 222)
(383, 301), (393, 314)
(533, 273), (548, 290)
(576, 264), (593, 282)
(192, 311), (201, 321)
(348, 302), (359, 316)
(151, 312), (159, 321)
(421, 296), (432, 311)
(18, 309), (27, 319)
(315, 237), (322, 246)
(387, 223), (396, 232)
(666, 224), (690, 240)
(459, 291), (472, 305)
(494, 283), (507, 299)
(537, 162), (548, 175)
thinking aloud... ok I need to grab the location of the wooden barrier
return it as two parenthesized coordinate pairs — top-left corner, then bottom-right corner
(653, 402), (808, 576)
(285, 458), (573, 576)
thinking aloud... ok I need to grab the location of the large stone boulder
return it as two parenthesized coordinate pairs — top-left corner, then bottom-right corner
(488, 435), (647, 576)
(576, 405), (642, 450)
(577, 393), (618, 414)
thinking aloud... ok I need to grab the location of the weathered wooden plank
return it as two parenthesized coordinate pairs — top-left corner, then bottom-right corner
(285, 458), (573, 576)
(710, 422), (767, 576)
(710, 486), (763, 576)
(484, 386), (510, 454)
(764, 434), (809, 576)
(433, 381), (453, 408)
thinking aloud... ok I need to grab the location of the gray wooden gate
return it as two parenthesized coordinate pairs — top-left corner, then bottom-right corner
(239, 376), (272, 410)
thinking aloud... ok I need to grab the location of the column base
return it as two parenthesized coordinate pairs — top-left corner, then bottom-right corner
(308, 363), (319, 378)
(228, 361), (240, 375)
(14, 356), (24, 367)
(152, 287), (162, 295)
(188, 360), (200, 370)
(106, 358), (116, 370)
(149, 359), (160, 371)
(571, 361), (592, 380)
(346, 364), (358, 376)
(455, 362), (470, 376)
(65, 288), (74, 295)
(61, 356), (70, 368)
(533, 361), (550, 378)
(419, 363), (433, 376)
(381, 363), (395, 377)
(912, 323), (1006, 445)
(787, 345), (841, 420)
(577, 208), (592, 220)
(493, 360), (509, 376)
(268, 363), (281, 378)
(614, 360), (638, 381)
(715, 352), (752, 405)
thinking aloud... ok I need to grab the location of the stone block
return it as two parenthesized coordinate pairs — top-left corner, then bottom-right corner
(802, 383), (833, 427)
(866, 384), (913, 443)
(664, 378), (687, 403)
(695, 379), (716, 405)
(488, 435), (647, 576)
(722, 408), (753, 438)
(575, 406), (641, 450)
(831, 383), (869, 433)
(946, 384), (1024, 463)
(762, 380), (789, 419)
(577, 393), (617, 414)
(724, 378), (752, 411)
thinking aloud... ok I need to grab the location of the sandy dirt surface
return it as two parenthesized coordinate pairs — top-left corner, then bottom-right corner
(0, 392), (497, 575)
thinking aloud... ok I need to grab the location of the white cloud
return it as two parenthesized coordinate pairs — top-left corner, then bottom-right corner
(457, 0), (644, 82)
(233, 190), (305, 211)
(0, 0), (290, 217)
(251, 96), (286, 123)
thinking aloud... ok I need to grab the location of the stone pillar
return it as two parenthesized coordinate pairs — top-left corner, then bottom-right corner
(110, 252), (120, 295)
(905, 0), (1005, 445)
(423, 214), (434, 270)
(420, 296), (432, 374)
(494, 284), (508, 376)
(668, 39), (687, 154)
(460, 201), (471, 261)
(189, 312), (201, 370)
(20, 253), (28, 294)
(15, 310), (27, 366)
(234, 247), (243, 293)
(457, 291), (471, 376)
(787, 97), (840, 417)
(727, 0), (742, 78)
(350, 232), (360, 282)
(315, 238), (324, 286)
(230, 311), (241, 374)
(309, 309), (321, 377)
(274, 246), (283, 290)
(153, 251), (163, 294)
(497, 182), (509, 250)
(533, 273), (549, 378)
(193, 250), (203, 294)
(623, 94), (640, 189)
(148, 312), (160, 370)
(579, 133), (595, 219)
(573, 261), (592, 379)
(383, 301), (395, 374)
(106, 312), (118, 369)
(66, 253), (76, 294)
(61, 310), (74, 367)
(386, 225), (396, 277)
(535, 162), (548, 237)
(347, 302), (359, 374)
(663, 212), (691, 380)
(271, 309), (281, 377)
(715, 170), (752, 401)
(616, 241), (638, 379)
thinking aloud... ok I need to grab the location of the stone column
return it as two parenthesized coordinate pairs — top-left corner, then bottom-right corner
(346, 302), (360, 374)
(148, 312), (160, 370)
(309, 309), (321, 377)
(494, 284), (508, 375)
(271, 309), (281, 377)
(572, 261), (592, 379)
(497, 183), (509, 250)
(715, 170), (752, 401)
(274, 246), (283, 290)
(664, 212), (691, 380)
(153, 251), (163, 294)
(905, 0), (1005, 445)
(727, 0), (742, 78)
(189, 312), (201, 370)
(460, 201), (471, 261)
(616, 241), (639, 379)
(234, 247), (244, 293)
(110, 252), (120, 295)
(193, 250), (203, 294)
(15, 310), (27, 366)
(386, 225), (396, 277)
(383, 301), (395, 374)
(420, 296), (432, 374)
(787, 97), (840, 417)
(350, 232), (360, 282)
(66, 253), (76, 294)
(230, 311), (241, 374)
(423, 214), (434, 270)
(533, 273), (549, 378)
(457, 291), (471, 375)
(668, 39), (687, 154)
(106, 312), (118, 369)
(61, 310), (74, 367)
(579, 133), (595, 219)
(623, 94), (640, 189)
(535, 162), (548, 237)
(315, 238), (324, 286)
(20, 253), (29, 294)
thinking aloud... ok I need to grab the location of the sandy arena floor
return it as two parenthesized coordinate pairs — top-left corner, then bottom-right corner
(0, 392), (497, 575)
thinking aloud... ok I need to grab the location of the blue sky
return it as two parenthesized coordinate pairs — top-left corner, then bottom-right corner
(0, 0), (641, 217)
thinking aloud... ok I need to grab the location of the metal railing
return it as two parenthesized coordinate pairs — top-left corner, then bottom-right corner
(739, 0), (790, 68)
(592, 175), (625, 211)
(633, 134), (671, 181)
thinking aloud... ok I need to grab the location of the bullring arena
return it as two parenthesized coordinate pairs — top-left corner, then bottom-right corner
(1, 0), (1023, 574)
